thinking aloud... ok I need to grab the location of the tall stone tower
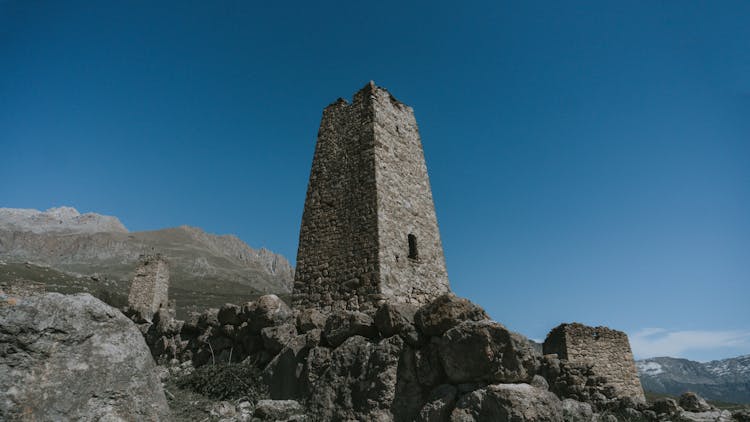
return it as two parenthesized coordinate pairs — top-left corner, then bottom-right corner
(294, 82), (450, 313)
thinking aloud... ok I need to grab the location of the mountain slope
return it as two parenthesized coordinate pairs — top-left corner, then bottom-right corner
(0, 207), (294, 315)
(637, 355), (750, 404)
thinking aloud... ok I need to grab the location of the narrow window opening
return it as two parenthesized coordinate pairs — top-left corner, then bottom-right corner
(408, 234), (418, 260)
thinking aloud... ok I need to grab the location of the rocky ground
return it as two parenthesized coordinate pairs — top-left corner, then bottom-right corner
(3, 279), (749, 421)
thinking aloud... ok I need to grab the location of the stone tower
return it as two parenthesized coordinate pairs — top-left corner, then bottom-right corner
(127, 253), (170, 320)
(543, 323), (646, 402)
(293, 82), (450, 313)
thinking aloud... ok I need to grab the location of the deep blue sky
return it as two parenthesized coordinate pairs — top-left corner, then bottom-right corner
(2, 1), (748, 361)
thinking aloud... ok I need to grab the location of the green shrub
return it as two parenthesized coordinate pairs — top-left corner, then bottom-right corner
(175, 362), (268, 401)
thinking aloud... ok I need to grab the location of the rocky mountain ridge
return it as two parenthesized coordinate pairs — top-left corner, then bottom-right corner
(0, 206), (128, 233)
(0, 207), (294, 314)
(637, 355), (750, 404)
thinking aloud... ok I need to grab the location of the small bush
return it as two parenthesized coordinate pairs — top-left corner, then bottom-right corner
(175, 362), (268, 401)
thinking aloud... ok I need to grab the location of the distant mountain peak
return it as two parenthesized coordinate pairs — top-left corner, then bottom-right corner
(637, 355), (750, 403)
(0, 206), (128, 234)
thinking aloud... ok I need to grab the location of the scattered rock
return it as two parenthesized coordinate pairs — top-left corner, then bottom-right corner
(652, 397), (681, 416)
(679, 391), (712, 412)
(253, 399), (305, 421)
(414, 293), (489, 337)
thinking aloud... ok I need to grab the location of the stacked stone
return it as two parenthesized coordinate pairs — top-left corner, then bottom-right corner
(127, 253), (169, 321)
(294, 82), (450, 313)
(543, 322), (646, 403)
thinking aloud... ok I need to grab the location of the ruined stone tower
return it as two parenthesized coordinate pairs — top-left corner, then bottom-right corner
(544, 323), (646, 402)
(127, 253), (170, 320)
(293, 82), (450, 313)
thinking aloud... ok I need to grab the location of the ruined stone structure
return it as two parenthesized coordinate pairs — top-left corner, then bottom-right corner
(543, 323), (645, 402)
(294, 82), (450, 312)
(127, 253), (169, 320)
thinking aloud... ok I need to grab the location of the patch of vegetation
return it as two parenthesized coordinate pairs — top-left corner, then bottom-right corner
(174, 362), (268, 401)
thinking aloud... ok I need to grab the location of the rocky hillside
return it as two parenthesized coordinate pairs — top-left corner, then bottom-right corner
(637, 355), (750, 404)
(0, 207), (294, 315)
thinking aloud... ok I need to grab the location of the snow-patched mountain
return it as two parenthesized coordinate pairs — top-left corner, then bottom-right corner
(0, 207), (294, 311)
(637, 355), (750, 403)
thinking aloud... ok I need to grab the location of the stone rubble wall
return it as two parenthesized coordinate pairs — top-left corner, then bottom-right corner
(543, 322), (645, 402)
(127, 253), (169, 320)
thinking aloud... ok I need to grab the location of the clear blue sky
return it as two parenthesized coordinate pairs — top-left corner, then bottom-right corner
(2, 1), (748, 361)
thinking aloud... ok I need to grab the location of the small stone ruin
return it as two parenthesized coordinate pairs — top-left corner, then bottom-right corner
(127, 253), (170, 321)
(543, 322), (646, 402)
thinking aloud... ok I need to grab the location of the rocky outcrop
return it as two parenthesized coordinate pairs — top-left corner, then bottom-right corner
(439, 320), (539, 385)
(136, 292), (744, 422)
(414, 293), (489, 336)
(0, 292), (170, 420)
(450, 383), (564, 422)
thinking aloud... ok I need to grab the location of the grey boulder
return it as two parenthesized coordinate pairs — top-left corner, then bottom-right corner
(0, 292), (170, 421)
(439, 320), (539, 384)
(323, 310), (377, 347)
(415, 294), (489, 337)
(451, 383), (563, 422)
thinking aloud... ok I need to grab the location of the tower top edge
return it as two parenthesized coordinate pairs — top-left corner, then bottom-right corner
(323, 81), (411, 112)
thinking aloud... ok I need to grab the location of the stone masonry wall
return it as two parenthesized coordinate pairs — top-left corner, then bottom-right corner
(372, 87), (450, 305)
(293, 86), (381, 312)
(543, 323), (645, 402)
(127, 253), (169, 320)
(294, 82), (450, 313)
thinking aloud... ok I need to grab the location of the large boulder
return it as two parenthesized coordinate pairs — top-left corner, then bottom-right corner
(323, 310), (377, 347)
(306, 335), (406, 421)
(0, 292), (170, 420)
(253, 399), (306, 421)
(414, 293), (489, 337)
(375, 302), (418, 337)
(261, 323), (298, 355)
(451, 383), (564, 422)
(439, 320), (539, 384)
(296, 308), (327, 333)
(242, 294), (292, 333)
(561, 398), (594, 422)
(262, 334), (309, 400)
(418, 384), (458, 422)
(678, 392), (712, 412)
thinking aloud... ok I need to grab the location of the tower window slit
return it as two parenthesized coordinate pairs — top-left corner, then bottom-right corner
(408, 234), (418, 260)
